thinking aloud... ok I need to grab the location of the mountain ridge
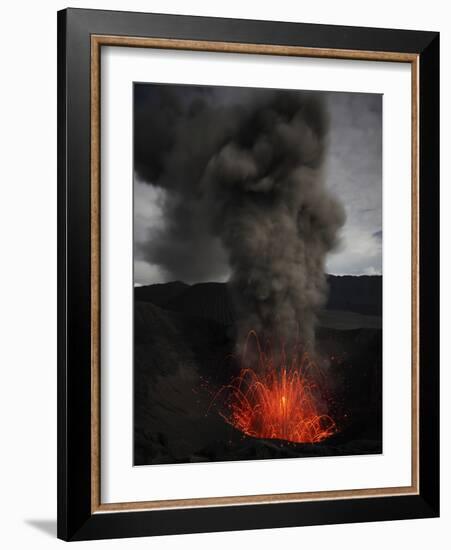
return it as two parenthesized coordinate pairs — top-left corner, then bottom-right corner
(134, 275), (382, 325)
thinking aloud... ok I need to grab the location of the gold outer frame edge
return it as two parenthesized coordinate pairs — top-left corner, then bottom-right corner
(90, 35), (420, 514)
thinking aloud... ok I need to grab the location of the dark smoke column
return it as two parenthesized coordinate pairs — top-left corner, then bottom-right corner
(134, 86), (345, 355)
(200, 92), (345, 353)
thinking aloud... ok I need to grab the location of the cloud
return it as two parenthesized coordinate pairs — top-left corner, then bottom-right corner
(134, 86), (347, 350)
(134, 86), (382, 284)
(373, 229), (383, 240)
(326, 223), (382, 275)
(134, 260), (167, 286)
(134, 179), (166, 248)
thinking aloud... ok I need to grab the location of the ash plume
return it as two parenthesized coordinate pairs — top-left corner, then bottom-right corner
(135, 85), (345, 353)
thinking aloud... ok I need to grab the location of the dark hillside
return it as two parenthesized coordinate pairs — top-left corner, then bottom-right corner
(135, 275), (382, 324)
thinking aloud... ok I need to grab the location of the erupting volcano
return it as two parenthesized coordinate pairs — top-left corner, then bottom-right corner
(133, 82), (383, 467)
(212, 332), (337, 444)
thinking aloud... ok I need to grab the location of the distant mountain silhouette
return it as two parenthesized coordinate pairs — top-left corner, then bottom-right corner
(134, 275), (382, 325)
(134, 280), (188, 308)
(325, 275), (382, 316)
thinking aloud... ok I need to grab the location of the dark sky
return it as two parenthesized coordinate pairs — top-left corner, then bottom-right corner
(134, 83), (382, 285)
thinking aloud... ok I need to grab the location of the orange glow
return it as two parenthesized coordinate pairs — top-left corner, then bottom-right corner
(212, 331), (337, 444)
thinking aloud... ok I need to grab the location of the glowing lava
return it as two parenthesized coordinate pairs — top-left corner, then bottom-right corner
(212, 331), (337, 444)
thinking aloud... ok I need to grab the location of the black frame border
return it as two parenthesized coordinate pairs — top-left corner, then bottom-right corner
(57, 8), (439, 541)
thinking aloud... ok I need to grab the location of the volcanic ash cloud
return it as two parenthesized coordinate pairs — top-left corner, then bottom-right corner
(135, 87), (346, 354)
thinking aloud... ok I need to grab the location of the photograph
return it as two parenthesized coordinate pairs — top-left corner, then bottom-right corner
(0, 0), (443, 545)
(52, 4), (439, 542)
(133, 83), (383, 466)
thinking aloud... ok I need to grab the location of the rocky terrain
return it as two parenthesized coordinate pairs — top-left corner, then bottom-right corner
(134, 276), (382, 465)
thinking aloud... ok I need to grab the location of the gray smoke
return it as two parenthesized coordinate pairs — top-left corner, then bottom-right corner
(135, 85), (345, 353)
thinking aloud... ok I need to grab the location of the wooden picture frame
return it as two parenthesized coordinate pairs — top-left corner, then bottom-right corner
(57, 7), (439, 541)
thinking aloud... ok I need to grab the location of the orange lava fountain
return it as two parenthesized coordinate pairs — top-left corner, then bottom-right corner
(212, 331), (337, 444)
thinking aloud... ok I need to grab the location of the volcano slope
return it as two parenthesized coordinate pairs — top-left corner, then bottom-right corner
(134, 277), (382, 465)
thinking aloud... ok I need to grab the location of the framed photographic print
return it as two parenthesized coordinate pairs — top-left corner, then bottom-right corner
(57, 8), (439, 541)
